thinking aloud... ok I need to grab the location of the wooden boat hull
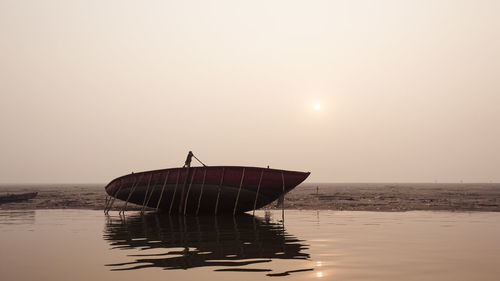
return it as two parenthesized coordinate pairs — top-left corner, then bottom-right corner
(105, 166), (309, 214)
(0, 192), (38, 204)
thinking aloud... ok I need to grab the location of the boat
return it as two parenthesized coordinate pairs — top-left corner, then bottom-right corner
(104, 152), (310, 214)
(0, 192), (38, 204)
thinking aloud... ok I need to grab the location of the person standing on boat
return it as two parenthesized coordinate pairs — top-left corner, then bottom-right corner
(184, 151), (194, 167)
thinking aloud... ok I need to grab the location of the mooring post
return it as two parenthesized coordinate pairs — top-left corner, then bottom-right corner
(121, 175), (142, 214)
(169, 170), (181, 215)
(104, 195), (110, 213)
(281, 171), (285, 224)
(140, 174), (153, 215)
(178, 169), (190, 213)
(196, 168), (207, 216)
(233, 168), (246, 216)
(252, 170), (264, 216)
(105, 180), (124, 214)
(156, 171), (170, 211)
(104, 179), (116, 214)
(214, 167), (225, 215)
(183, 168), (197, 215)
(144, 174), (158, 213)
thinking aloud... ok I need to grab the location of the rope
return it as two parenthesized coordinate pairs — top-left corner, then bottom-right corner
(192, 154), (207, 167)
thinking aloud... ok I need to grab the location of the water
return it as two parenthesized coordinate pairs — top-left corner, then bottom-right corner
(1, 210), (499, 280)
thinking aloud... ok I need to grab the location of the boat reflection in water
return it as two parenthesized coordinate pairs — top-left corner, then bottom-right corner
(104, 212), (312, 276)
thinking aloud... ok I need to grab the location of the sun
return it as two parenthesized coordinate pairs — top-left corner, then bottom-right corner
(314, 103), (321, 111)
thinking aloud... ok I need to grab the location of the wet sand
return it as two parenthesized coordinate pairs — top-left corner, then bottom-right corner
(1, 183), (499, 212)
(283, 183), (500, 212)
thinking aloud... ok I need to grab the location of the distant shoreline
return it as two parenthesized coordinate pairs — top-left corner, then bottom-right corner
(1, 183), (499, 212)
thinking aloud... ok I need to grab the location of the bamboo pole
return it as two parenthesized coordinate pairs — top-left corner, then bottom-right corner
(169, 170), (181, 215)
(140, 174), (153, 215)
(155, 171), (170, 211)
(104, 195), (110, 213)
(105, 179), (123, 214)
(121, 175), (142, 214)
(196, 168), (207, 216)
(233, 168), (246, 216)
(183, 168), (197, 215)
(214, 168), (225, 215)
(281, 171), (285, 223)
(178, 166), (190, 213)
(252, 170), (264, 216)
(144, 174), (158, 213)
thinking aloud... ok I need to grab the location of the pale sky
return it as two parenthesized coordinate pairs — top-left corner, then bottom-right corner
(1, 0), (499, 183)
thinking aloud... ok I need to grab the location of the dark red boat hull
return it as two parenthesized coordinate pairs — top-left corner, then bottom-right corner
(0, 192), (38, 204)
(105, 166), (309, 214)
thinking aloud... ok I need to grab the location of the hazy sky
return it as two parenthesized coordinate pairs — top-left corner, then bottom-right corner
(1, 0), (499, 183)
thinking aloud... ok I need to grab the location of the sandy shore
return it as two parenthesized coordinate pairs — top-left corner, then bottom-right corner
(1, 183), (499, 212)
(282, 183), (500, 212)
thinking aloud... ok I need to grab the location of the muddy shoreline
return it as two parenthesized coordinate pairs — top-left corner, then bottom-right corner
(1, 183), (499, 212)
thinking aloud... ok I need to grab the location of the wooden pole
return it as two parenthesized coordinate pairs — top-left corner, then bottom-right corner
(281, 171), (285, 223)
(233, 168), (246, 216)
(104, 195), (110, 213)
(121, 175), (142, 214)
(196, 168), (207, 216)
(105, 179), (123, 214)
(169, 170), (181, 215)
(155, 171), (170, 211)
(178, 166), (190, 213)
(214, 167), (225, 215)
(140, 174), (153, 215)
(252, 170), (264, 216)
(144, 174), (158, 212)
(183, 168), (197, 215)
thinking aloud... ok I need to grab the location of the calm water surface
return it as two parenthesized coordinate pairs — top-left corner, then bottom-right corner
(1, 210), (499, 281)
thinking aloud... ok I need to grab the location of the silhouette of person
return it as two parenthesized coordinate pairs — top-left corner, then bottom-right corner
(184, 151), (194, 167)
